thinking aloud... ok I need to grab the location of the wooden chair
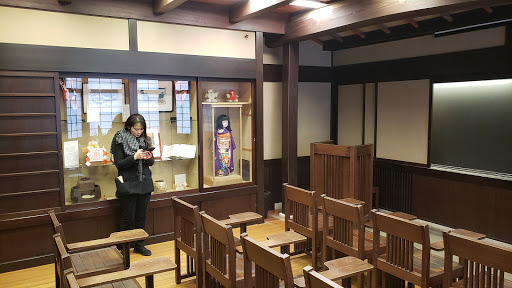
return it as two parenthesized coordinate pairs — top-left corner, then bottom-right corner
(263, 184), (316, 269)
(443, 230), (512, 288)
(48, 210), (148, 288)
(201, 211), (246, 288)
(322, 195), (385, 288)
(371, 210), (462, 288)
(172, 196), (203, 288)
(241, 233), (303, 288)
(54, 234), (176, 288)
(303, 266), (343, 288)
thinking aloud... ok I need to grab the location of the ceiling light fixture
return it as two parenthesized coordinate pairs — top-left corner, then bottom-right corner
(290, 0), (327, 9)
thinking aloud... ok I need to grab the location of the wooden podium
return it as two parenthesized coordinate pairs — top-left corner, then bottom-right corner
(310, 143), (373, 217)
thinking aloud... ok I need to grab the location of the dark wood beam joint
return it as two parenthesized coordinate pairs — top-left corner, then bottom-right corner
(153, 0), (189, 15)
(230, 0), (291, 23)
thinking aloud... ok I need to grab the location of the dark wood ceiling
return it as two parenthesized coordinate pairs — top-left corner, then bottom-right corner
(5, 0), (512, 50)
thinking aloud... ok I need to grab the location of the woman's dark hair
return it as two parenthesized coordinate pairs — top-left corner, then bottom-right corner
(124, 114), (149, 148)
(215, 114), (231, 131)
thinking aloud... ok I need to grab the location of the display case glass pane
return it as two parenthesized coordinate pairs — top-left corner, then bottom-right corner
(200, 80), (253, 188)
(60, 77), (129, 205)
(137, 79), (198, 194)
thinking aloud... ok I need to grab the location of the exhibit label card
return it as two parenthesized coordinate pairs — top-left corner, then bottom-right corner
(64, 140), (79, 168)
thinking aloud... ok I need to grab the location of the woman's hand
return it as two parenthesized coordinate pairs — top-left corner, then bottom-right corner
(134, 149), (145, 160)
(134, 149), (153, 160)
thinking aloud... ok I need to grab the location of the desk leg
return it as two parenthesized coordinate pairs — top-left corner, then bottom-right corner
(145, 275), (154, 288)
(122, 243), (131, 269)
(240, 223), (247, 234)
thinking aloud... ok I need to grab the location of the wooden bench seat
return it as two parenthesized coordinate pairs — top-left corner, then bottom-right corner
(54, 233), (176, 288)
(48, 211), (148, 288)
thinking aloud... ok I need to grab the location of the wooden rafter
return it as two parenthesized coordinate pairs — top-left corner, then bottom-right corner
(407, 18), (419, 28)
(441, 13), (454, 22)
(230, 0), (292, 23)
(379, 24), (391, 34)
(353, 29), (366, 38)
(312, 38), (324, 46)
(332, 34), (344, 43)
(153, 0), (189, 15)
(267, 0), (512, 47)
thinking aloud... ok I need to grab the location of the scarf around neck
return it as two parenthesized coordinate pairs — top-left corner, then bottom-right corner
(111, 128), (146, 181)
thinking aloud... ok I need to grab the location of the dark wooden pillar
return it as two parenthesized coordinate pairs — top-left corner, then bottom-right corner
(255, 32), (265, 216)
(282, 42), (299, 190)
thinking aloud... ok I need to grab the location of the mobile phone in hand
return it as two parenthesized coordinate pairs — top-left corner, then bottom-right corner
(145, 146), (156, 152)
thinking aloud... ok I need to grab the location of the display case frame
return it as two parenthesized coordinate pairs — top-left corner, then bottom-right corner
(198, 78), (255, 191)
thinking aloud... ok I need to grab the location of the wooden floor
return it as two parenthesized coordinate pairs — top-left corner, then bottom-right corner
(0, 213), (316, 288)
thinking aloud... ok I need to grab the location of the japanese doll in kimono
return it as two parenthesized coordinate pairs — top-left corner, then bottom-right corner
(215, 114), (236, 176)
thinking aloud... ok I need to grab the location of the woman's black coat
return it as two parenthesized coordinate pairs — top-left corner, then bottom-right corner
(111, 141), (155, 196)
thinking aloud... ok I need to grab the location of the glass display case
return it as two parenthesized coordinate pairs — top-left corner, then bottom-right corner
(200, 80), (253, 188)
(60, 76), (198, 205)
(137, 79), (198, 194)
(60, 77), (128, 204)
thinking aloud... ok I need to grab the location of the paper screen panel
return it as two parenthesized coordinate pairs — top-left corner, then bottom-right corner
(376, 80), (429, 164)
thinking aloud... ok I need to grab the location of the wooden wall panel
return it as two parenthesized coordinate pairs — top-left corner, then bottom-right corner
(0, 172), (59, 194)
(0, 71), (63, 216)
(0, 224), (54, 263)
(373, 161), (413, 213)
(0, 191), (60, 214)
(0, 134), (58, 153)
(0, 153), (59, 174)
(0, 116), (57, 134)
(200, 194), (253, 220)
(152, 206), (173, 236)
(0, 76), (54, 93)
(0, 96), (55, 113)
(413, 173), (512, 243)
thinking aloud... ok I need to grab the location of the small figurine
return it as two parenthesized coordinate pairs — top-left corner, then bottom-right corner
(226, 90), (239, 102)
(204, 89), (218, 102)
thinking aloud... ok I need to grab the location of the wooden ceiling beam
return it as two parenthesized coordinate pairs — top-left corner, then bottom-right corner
(154, 0), (189, 15)
(267, 0), (512, 47)
(230, 0), (292, 23)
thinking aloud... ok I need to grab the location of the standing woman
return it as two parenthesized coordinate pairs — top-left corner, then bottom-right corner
(110, 114), (154, 256)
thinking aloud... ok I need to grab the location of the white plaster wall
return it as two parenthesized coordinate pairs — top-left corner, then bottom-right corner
(376, 80), (430, 164)
(138, 21), (255, 59)
(0, 6), (129, 50)
(299, 40), (331, 67)
(298, 82), (331, 157)
(263, 82), (283, 160)
(334, 27), (505, 66)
